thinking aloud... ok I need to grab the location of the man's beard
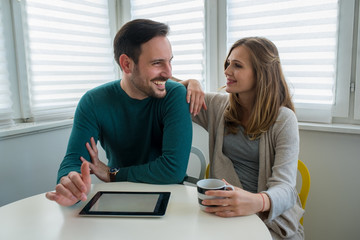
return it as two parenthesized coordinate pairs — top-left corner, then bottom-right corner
(131, 65), (168, 99)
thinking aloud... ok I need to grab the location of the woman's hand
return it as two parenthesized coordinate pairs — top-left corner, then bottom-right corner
(80, 137), (110, 182)
(185, 79), (207, 116)
(201, 183), (270, 217)
(171, 77), (207, 116)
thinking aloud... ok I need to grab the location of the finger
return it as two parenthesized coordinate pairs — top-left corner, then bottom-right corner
(80, 156), (87, 163)
(80, 156), (93, 171)
(190, 96), (195, 115)
(85, 142), (95, 157)
(63, 173), (87, 200)
(55, 181), (79, 201)
(202, 101), (207, 110)
(202, 197), (230, 207)
(187, 90), (191, 104)
(193, 94), (202, 115)
(90, 137), (98, 154)
(204, 204), (232, 214)
(45, 191), (57, 201)
(222, 179), (230, 185)
(81, 161), (91, 190)
(205, 190), (232, 197)
(215, 210), (236, 218)
(45, 191), (77, 206)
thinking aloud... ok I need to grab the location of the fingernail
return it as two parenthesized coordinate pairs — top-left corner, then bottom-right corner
(81, 193), (87, 201)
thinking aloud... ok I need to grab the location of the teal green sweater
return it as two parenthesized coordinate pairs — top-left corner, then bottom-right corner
(57, 80), (192, 184)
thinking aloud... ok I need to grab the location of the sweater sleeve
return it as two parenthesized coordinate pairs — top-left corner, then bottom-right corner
(262, 108), (300, 221)
(192, 92), (228, 130)
(119, 83), (193, 184)
(57, 92), (100, 183)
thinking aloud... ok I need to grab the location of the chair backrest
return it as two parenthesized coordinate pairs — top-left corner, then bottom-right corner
(184, 146), (207, 184)
(191, 146), (206, 179)
(205, 163), (209, 179)
(298, 159), (311, 225)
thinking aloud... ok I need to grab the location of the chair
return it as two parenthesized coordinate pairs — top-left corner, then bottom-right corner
(204, 160), (310, 225)
(183, 146), (207, 185)
(205, 163), (210, 179)
(298, 159), (311, 225)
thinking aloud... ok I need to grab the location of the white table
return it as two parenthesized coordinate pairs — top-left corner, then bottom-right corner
(0, 182), (272, 240)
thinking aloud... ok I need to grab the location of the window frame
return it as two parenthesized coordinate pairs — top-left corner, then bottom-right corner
(332, 0), (355, 118)
(2, 0), (23, 121)
(1, 0), (360, 139)
(355, 0), (360, 120)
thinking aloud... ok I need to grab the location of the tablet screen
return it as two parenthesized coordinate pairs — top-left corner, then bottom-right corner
(79, 191), (171, 217)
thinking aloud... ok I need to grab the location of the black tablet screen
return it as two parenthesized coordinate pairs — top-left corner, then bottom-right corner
(79, 191), (170, 217)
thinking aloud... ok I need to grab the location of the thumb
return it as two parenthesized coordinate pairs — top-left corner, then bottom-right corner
(81, 161), (91, 188)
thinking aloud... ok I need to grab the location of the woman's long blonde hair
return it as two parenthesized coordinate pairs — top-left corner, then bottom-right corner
(223, 37), (294, 140)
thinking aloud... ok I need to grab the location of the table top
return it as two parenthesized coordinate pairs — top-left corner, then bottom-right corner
(0, 182), (272, 240)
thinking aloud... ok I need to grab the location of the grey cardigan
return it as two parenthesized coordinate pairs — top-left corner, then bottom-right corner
(193, 93), (304, 239)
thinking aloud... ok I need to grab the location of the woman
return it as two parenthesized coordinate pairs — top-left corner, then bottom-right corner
(184, 37), (304, 239)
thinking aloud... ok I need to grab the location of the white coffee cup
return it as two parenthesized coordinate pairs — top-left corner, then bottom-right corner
(197, 178), (234, 211)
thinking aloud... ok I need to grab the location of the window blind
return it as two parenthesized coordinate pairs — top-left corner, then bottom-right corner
(22, 0), (116, 121)
(0, 0), (14, 128)
(227, 0), (339, 123)
(130, 0), (206, 87)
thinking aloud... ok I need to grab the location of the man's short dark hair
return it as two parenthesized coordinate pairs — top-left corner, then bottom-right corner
(113, 19), (169, 69)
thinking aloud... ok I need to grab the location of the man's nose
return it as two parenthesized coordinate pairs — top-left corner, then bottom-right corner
(161, 62), (172, 79)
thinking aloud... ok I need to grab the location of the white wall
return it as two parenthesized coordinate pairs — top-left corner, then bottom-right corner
(0, 124), (359, 239)
(298, 130), (360, 240)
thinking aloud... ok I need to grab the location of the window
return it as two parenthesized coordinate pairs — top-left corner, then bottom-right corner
(129, 0), (358, 125)
(0, 0), (13, 128)
(130, 0), (206, 87)
(226, 0), (340, 123)
(1, 0), (359, 133)
(0, 0), (116, 128)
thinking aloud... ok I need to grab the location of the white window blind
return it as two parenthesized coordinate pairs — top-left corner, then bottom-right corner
(130, 0), (206, 87)
(0, 0), (14, 128)
(227, 0), (339, 123)
(22, 0), (116, 121)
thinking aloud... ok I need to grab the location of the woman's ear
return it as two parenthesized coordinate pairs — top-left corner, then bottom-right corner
(119, 54), (133, 74)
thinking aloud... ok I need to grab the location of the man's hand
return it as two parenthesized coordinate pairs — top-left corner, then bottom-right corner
(171, 77), (207, 116)
(45, 161), (91, 206)
(80, 137), (110, 182)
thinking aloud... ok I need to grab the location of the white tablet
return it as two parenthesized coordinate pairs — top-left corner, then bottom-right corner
(79, 191), (171, 217)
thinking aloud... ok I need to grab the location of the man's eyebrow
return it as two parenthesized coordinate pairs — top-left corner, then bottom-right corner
(151, 56), (173, 63)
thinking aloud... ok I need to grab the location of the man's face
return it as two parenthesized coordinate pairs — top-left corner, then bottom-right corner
(129, 36), (173, 99)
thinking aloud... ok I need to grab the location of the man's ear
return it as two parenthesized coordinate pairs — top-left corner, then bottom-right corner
(119, 54), (133, 74)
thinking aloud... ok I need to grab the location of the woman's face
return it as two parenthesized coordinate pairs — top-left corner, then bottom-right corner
(224, 46), (256, 98)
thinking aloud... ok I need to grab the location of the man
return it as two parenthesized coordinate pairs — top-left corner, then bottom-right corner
(46, 19), (196, 206)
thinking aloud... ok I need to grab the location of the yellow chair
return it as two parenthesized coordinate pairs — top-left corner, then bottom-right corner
(297, 159), (311, 225)
(205, 163), (209, 179)
(205, 160), (310, 225)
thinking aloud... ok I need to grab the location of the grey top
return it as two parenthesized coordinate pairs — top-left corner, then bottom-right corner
(193, 93), (304, 240)
(223, 126), (259, 193)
